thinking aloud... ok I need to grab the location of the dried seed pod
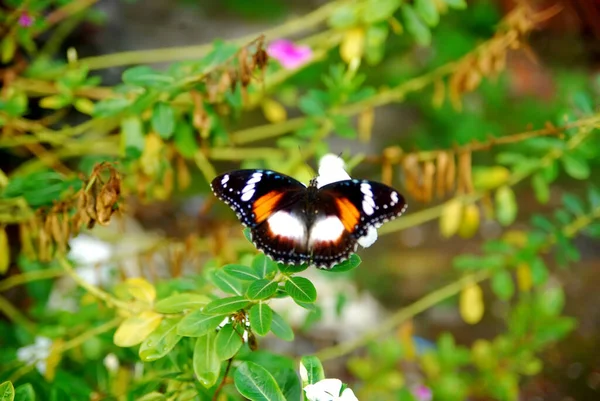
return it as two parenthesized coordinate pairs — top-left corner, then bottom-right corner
(464, 70), (482, 92)
(176, 156), (191, 190)
(19, 222), (36, 260)
(458, 150), (474, 193)
(445, 152), (456, 194)
(422, 161), (435, 204)
(436, 151), (449, 199)
(402, 153), (421, 201)
(38, 225), (50, 262)
(49, 212), (65, 254)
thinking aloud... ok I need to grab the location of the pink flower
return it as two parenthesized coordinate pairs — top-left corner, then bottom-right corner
(411, 385), (432, 401)
(267, 39), (313, 70)
(18, 12), (34, 27)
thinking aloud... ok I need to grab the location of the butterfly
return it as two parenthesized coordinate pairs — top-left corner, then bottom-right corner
(210, 169), (407, 269)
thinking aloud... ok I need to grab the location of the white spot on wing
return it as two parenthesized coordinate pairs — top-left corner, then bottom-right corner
(221, 175), (229, 186)
(308, 216), (345, 245)
(357, 226), (378, 248)
(391, 191), (399, 205)
(241, 190), (255, 202)
(362, 200), (374, 215)
(267, 211), (306, 240)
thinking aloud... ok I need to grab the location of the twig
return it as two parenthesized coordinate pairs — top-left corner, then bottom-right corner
(0, 267), (64, 292)
(212, 358), (234, 401)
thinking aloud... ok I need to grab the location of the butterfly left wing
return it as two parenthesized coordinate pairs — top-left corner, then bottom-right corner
(307, 179), (407, 268)
(210, 169), (306, 228)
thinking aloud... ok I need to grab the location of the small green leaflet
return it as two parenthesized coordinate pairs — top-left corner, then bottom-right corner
(210, 270), (244, 296)
(215, 324), (243, 360)
(246, 279), (278, 300)
(151, 102), (175, 139)
(252, 254), (278, 278)
(224, 264), (261, 281)
(139, 318), (182, 362)
(270, 311), (294, 341)
(193, 332), (221, 388)
(204, 296), (251, 315)
(300, 356), (325, 386)
(154, 293), (210, 314)
(0, 381), (14, 401)
(284, 277), (317, 303)
(176, 310), (226, 337)
(249, 302), (273, 336)
(234, 362), (286, 401)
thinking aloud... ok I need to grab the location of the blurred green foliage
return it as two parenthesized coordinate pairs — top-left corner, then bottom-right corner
(1, 0), (600, 400)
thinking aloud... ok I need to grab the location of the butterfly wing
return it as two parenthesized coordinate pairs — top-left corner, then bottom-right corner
(307, 179), (407, 268)
(211, 169), (306, 227)
(211, 170), (311, 264)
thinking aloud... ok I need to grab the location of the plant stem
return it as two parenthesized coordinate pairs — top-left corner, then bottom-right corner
(75, 0), (345, 70)
(58, 257), (131, 311)
(212, 358), (234, 401)
(0, 267), (64, 292)
(0, 294), (37, 333)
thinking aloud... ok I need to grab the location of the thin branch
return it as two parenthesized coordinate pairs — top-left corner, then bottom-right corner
(0, 267), (64, 292)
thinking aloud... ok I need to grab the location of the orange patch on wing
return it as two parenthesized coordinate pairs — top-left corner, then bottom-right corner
(253, 191), (285, 223)
(335, 198), (360, 232)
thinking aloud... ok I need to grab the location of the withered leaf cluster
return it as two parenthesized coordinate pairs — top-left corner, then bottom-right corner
(381, 147), (474, 204)
(444, 3), (551, 110)
(19, 163), (122, 262)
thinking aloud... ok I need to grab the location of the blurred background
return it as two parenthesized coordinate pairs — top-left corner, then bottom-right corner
(2, 0), (600, 400)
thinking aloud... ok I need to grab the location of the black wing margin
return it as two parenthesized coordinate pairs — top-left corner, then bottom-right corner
(210, 169), (306, 227)
(317, 179), (407, 239)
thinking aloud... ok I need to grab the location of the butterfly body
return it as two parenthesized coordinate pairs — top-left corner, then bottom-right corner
(210, 169), (407, 269)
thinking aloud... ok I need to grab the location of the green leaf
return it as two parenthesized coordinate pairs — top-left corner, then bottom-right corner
(331, 115), (356, 138)
(573, 91), (593, 114)
(531, 173), (549, 204)
(495, 185), (517, 226)
(539, 287), (565, 316)
(193, 332), (221, 388)
(562, 194), (585, 216)
(284, 277), (317, 304)
(204, 296), (250, 315)
(491, 271), (514, 301)
(415, 0), (439, 26)
(277, 262), (309, 274)
(234, 361), (286, 401)
(154, 293), (210, 313)
(173, 120), (198, 158)
(151, 102), (175, 139)
(541, 160), (559, 183)
(215, 324), (244, 360)
(249, 302), (273, 336)
(588, 186), (600, 209)
(365, 23), (389, 65)
(0, 381), (14, 401)
(177, 310), (226, 337)
(122, 66), (174, 88)
(328, 4), (358, 28)
(121, 115), (145, 158)
(252, 254), (278, 279)
(444, 0), (467, 9)
(299, 356), (325, 386)
(1, 36), (16, 64)
(14, 384), (34, 401)
(530, 257), (548, 286)
(362, 0), (401, 24)
(298, 95), (326, 117)
(401, 4), (431, 46)
(561, 154), (590, 180)
(210, 270), (244, 296)
(246, 279), (278, 300)
(270, 311), (294, 341)
(328, 254), (361, 273)
(93, 97), (131, 117)
(139, 318), (182, 361)
(224, 264), (261, 281)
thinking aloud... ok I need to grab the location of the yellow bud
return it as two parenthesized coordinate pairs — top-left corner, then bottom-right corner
(40, 95), (69, 110)
(74, 98), (95, 115)
(472, 166), (510, 191)
(439, 198), (463, 238)
(340, 28), (365, 64)
(516, 263), (532, 292)
(460, 281), (484, 324)
(261, 98), (287, 123)
(0, 226), (9, 274)
(458, 203), (480, 238)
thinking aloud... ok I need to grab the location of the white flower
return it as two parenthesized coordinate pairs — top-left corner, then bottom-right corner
(315, 154), (378, 248)
(304, 378), (359, 401)
(16, 336), (53, 375)
(103, 353), (120, 373)
(68, 234), (114, 286)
